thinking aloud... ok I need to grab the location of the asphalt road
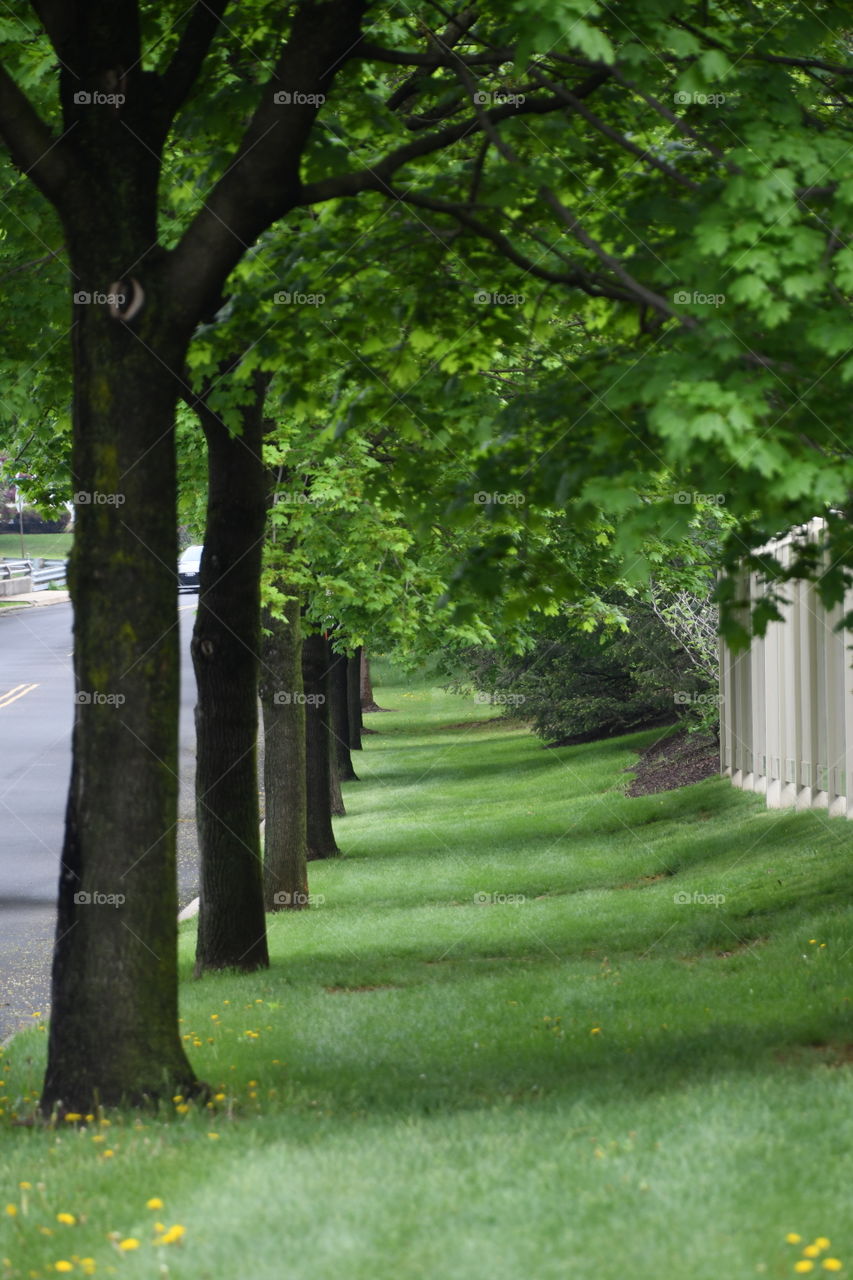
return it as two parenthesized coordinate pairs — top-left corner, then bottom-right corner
(0, 594), (201, 1043)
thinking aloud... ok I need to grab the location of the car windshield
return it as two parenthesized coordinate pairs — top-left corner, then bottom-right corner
(180, 546), (203, 566)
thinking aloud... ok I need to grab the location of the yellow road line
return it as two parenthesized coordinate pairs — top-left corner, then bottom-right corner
(0, 682), (39, 709)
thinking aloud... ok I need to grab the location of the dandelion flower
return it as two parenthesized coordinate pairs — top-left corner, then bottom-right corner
(56, 1213), (76, 1225)
(4, 1205), (17, 1216)
(54, 1263), (73, 1274)
(822, 1263), (843, 1273)
(806, 1247), (822, 1259)
(796, 1264), (815, 1274)
(156, 1224), (186, 1245)
(118, 1238), (139, 1251)
(146, 1198), (164, 1210)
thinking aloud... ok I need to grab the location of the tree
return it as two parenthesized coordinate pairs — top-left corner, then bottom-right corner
(0, 0), (595, 1110)
(188, 367), (270, 975)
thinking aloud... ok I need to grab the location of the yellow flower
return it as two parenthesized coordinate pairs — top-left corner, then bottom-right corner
(214, 1092), (226, 1102)
(590, 1027), (601, 1035)
(146, 1197), (164, 1210)
(56, 1213), (76, 1225)
(81, 1262), (96, 1276)
(118, 1238), (139, 1251)
(54, 1263), (73, 1273)
(102, 1149), (114, 1158)
(787, 1234), (803, 1244)
(816, 1241), (831, 1251)
(796, 1264), (815, 1274)
(156, 1224), (185, 1245)
(822, 1263), (843, 1273)
(64, 1113), (82, 1122)
(19, 1182), (32, 1190)
(175, 1103), (190, 1115)
(208, 1132), (220, 1140)
(5, 1204), (17, 1216)
(806, 1247), (822, 1258)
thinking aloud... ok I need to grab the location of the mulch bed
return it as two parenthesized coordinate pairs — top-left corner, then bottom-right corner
(626, 726), (720, 797)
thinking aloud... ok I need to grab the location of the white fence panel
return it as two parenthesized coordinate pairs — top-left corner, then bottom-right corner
(720, 518), (853, 818)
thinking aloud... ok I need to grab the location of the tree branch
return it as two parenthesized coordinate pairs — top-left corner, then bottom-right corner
(366, 186), (637, 303)
(527, 65), (700, 191)
(298, 75), (610, 204)
(538, 186), (695, 323)
(160, 0), (229, 118)
(0, 61), (71, 207)
(166, 0), (368, 330)
(28, 1), (73, 56)
(359, 40), (514, 70)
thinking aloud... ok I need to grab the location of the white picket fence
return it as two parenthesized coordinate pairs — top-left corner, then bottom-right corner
(719, 517), (853, 818)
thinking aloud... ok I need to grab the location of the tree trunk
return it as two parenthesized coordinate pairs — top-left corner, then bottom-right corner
(329, 645), (358, 781)
(329, 728), (346, 816)
(360, 649), (379, 711)
(191, 373), (269, 974)
(42, 297), (196, 1112)
(260, 596), (309, 910)
(348, 647), (363, 750)
(302, 630), (340, 860)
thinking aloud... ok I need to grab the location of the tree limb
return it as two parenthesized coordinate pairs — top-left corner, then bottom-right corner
(298, 74), (610, 204)
(0, 61), (71, 207)
(160, 0), (230, 118)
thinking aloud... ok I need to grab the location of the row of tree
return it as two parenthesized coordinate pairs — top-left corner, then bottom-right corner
(0, 0), (850, 1111)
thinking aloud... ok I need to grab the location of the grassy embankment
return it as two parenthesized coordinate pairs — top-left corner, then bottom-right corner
(2, 666), (852, 1278)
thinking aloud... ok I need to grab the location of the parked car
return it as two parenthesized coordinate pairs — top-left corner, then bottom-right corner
(178, 544), (203, 591)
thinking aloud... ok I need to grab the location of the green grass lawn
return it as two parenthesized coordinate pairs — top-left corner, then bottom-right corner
(0, 532), (72, 560)
(2, 666), (853, 1278)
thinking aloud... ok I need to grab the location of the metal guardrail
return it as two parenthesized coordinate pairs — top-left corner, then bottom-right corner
(0, 559), (32, 579)
(31, 559), (66, 588)
(0, 558), (67, 588)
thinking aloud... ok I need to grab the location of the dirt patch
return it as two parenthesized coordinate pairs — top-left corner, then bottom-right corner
(626, 727), (720, 797)
(775, 1041), (853, 1068)
(616, 872), (672, 889)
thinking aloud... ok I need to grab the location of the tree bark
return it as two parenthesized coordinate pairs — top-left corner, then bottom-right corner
(329, 727), (346, 817)
(329, 645), (358, 781)
(191, 372), (269, 975)
(360, 649), (378, 710)
(42, 293), (196, 1112)
(348, 647), (363, 750)
(302, 630), (340, 860)
(260, 596), (309, 910)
